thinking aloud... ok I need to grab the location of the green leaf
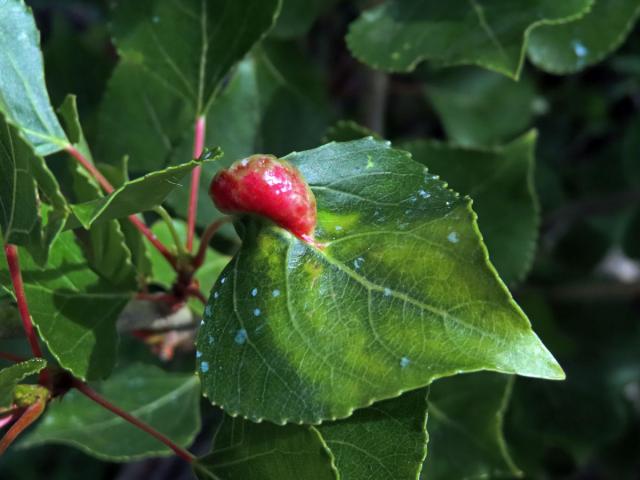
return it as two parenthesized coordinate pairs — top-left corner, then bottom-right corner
(0, 115), (42, 247)
(402, 132), (540, 284)
(0, 296), (22, 339)
(194, 417), (337, 480)
(0, 231), (131, 380)
(0, 114), (67, 264)
(0, 358), (46, 408)
(58, 95), (137, 290)
(20, 364), (200, 461)
(271, 0), (338, 38)
(324, 120), (380, 144)
(527, 0), (640, 74)
(315, 388), (429, 480)
(95, 60), (193, 172)
(167, 41), (331, 230)
(425, 68), (540, 148)
(346, 0), (593, 79)
(67, 151), (221, 230)
(145, 219), (230, 316)
(0, 0), (68, 155)
(196, 138), (563, 425)
(111, 0), (282, 115)
(422, 373), (520, 480)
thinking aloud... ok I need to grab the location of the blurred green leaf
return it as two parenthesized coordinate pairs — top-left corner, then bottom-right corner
(0, 358), (46, 408)
(346, 0), (593, 79)
(403, 131), (539, 284)
(0, 231), (131, 380)
(196, 138), (562, 424)
(425, 68), (540, 147)
(316, 389), (429, 480)
(194, 416), (337, 480)
(271, 0), (337, 38)
(21, 364), (201, 461)
(0, 0), (68, 155)
(528, 0), (640, 74)
(111, 0), (281, 115)
(422, 373), (520, 480)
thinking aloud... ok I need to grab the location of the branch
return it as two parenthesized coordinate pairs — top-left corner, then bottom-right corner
(65, 146), (178, 270)
(0, 399), (46, 455)
(3, 245), (43, 359)
(72, 379), (195, 463)
(187, 116), (207, 252)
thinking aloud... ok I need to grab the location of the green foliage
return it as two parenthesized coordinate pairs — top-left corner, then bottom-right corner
(21, 364), (201, 460)
(0, 0), (68, 155)
(347, 0), (593, 79)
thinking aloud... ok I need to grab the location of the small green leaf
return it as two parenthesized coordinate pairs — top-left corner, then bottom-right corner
(528, 0), (640, 74)
(67, 151), (221, 230)
(422, 373), (520, 480)
(58, 95), (137, 290)
(346, 0), (593, 79)
(315, 388), (429, 480)
(0, 232), (131, 380)
(194, 416), (337, 480)
(111, 0), (282, 115)
(425, 68), (540, 148)
(196, 138), (563, 425)
(0, 358), (46, 408)
(20, 364), (201, 461)
(0, 0), (68, 155)
(403, 131), (540, 284)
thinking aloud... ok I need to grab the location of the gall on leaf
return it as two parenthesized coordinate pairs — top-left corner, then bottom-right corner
(209, 155), (319, 245)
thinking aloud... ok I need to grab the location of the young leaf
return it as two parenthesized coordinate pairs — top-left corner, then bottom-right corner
(193, 416), (337, 480)
(0, 232), (131, 380)
(528, 0), (640, 74)
(111, 0), (282, 115)
(66, 150), (221, 230)
(20, 364), (201, 461)
(315, 389), (429, 480)
(346, 0), (593, 79)
(196, 138), (563, 425)
(403, 132), (540, 285)
(0, 359), (46, 409)
(422, 373), (520, 480)
(0, 0), (68, 155)
(58, 95), (137, 290)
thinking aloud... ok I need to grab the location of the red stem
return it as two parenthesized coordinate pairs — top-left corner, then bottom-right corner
(72, 379), (194, 463)
(192, 217), (232, 269)
(0, 399), (45, 455)
(187, 116), (206, 252)
(65, 146), (178, 271)
(3, 245), (43, 359)
(0, 352), (26, 363)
